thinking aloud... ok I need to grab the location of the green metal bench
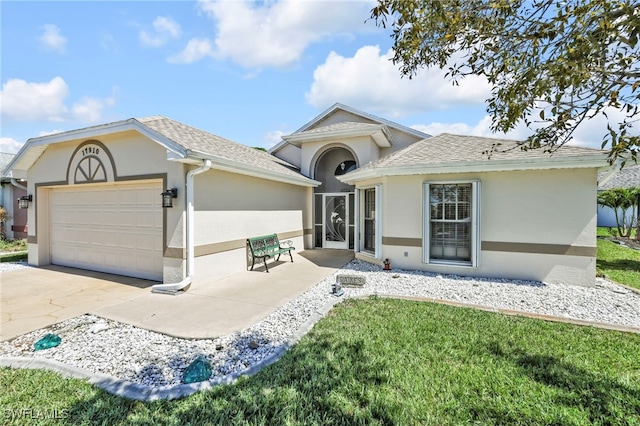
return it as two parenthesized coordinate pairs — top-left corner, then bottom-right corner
(246, 234), (295, 272)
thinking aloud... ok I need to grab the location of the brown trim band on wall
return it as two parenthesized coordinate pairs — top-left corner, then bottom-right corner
(304, 228), (313, 235)
(382, 237), (422, 247)
(482, 241), (596, 257)
(164, 247), (184, 259)
(167, 230), (307, 259)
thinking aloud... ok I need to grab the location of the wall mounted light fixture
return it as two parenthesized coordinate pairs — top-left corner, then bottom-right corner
(17, 195), (32, 209)
(161, 188), (178, 208)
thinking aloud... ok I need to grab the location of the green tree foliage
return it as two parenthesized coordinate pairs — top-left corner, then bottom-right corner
(597, 187), (640, 237)
(371, 0), (640, 163)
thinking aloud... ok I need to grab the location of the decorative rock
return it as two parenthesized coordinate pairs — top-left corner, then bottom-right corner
(248, 340), (260, 349)
(33, 333), (61, 351)
(1, 259), (638, 389)
(89, 321), (109, 334)
(182, 355), (212, 384)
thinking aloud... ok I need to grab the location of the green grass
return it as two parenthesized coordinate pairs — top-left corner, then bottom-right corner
(597, 227), (640, 290)
(2, 298), (639, 425)
(0, 238), (27, 252)
(0, 239), (27, 262)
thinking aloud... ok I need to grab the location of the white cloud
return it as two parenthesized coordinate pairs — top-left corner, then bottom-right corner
(1, 77), (70, 122)
(139, 16), (181, 47)
(39, 24), (67, 53)
(306, 46), (491, 117)
(0, 137), (24, 154)
(195, 0), (374, 68)
(0, 77), (114, 123)
(167, 38), (214, 64)
(263, 130), (289, 148)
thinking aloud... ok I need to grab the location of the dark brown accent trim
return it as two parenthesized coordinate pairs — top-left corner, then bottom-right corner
(279, 229), (304, 240)
(195, 239), (245, 257)
(11, 225), (27, 232)
(382, 237), (422, 247)
(164, 247), (184, 259)
(27, 236), (37, 244)
(304, 228), (313, 235)
(482, 241), (596, 257)
(193, 230), (305, 258)
(66, 140), (117, 184)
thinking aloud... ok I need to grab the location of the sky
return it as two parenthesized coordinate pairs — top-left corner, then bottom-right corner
(0, 0), (614, 155)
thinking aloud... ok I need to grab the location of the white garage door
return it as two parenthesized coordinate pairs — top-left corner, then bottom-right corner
(50, 181), (163, 281)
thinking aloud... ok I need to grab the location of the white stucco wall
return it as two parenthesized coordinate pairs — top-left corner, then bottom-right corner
(364, 168), (598, 286)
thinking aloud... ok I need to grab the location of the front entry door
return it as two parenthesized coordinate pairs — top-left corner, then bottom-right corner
(323, 194), (349, 249)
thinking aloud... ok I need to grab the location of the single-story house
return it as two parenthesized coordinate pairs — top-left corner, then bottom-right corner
(597, 163), (640, 228)
(3, 103), (610, 289)
(0, 152), (28, 240)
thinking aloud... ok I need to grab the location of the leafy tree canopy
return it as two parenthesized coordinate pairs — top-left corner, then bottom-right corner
(371, 0), (640, 163)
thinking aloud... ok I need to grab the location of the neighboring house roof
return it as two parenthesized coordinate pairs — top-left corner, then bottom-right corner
(4, 117), (319, 187)
(0, 152), (15, 176)
(598, 163), (640, 190)
(339, 133), (609, 183)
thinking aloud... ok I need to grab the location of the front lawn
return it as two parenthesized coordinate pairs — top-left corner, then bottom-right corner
(2, 298), (639, 425)
(597, 227), (640, 291)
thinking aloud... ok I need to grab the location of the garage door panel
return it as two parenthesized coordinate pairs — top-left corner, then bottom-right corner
(51, 182), (163, 281)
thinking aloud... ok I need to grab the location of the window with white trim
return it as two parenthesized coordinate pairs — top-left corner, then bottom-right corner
(424, 181), (480, 267)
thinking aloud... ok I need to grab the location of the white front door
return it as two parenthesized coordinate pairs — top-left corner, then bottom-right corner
(323, 194), (349, 249)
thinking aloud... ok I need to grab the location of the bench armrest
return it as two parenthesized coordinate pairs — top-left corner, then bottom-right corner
(279, 240), (294, 248)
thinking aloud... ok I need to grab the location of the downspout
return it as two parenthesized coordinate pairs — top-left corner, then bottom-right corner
(152, 159), (212, 294)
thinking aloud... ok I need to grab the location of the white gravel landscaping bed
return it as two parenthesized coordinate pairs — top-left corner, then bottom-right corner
(1, 259), (638, 388)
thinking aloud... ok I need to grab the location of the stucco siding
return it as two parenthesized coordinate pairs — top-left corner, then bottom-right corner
(193, 168), (308, 247)
(373, 168), (598, 286)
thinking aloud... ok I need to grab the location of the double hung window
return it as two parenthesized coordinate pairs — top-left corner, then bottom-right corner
(424, 181), (480, 266)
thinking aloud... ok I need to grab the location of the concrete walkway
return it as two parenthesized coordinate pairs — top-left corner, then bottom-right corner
(1, 250), (353, 341)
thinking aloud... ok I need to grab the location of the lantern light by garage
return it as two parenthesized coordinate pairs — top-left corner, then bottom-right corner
(17, 195), (32, 209)
(161, 188), (178, 208)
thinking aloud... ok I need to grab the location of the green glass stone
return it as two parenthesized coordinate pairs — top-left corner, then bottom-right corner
(182, 355), (212, 384)
(34, 333), (61, 351)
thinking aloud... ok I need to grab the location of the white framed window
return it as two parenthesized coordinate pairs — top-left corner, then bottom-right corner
(423, 180), (480, 267)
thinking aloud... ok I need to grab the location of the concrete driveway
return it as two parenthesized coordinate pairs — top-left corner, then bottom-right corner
(1, 250), (353, 341)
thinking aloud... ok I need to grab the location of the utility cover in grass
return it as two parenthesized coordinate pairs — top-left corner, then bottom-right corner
(34, 333), (61, 351)
(182, 355), (212, 384)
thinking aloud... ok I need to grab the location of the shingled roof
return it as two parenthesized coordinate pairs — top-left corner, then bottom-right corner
(4, 116), (318, 186)
(599, 163), (640, 189)
(339, 133), (608, 183)
(136, 116), (307, 181)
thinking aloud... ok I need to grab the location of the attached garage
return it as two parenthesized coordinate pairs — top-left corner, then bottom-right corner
(49, 181), (163, 281)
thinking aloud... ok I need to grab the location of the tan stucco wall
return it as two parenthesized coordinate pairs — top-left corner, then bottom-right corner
(25, 131), (186, 283)
(366, 168), (598, 286)
(188, 168), (311, 281)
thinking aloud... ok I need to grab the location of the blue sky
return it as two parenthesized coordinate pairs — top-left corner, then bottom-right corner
(0, 0), (609, 154)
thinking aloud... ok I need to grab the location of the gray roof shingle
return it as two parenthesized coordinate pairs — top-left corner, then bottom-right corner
(0, 152), (15, 175)
(136, 116), (306, 180)
(599, 163), (640, 189)
(356, 133), (606, 170)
